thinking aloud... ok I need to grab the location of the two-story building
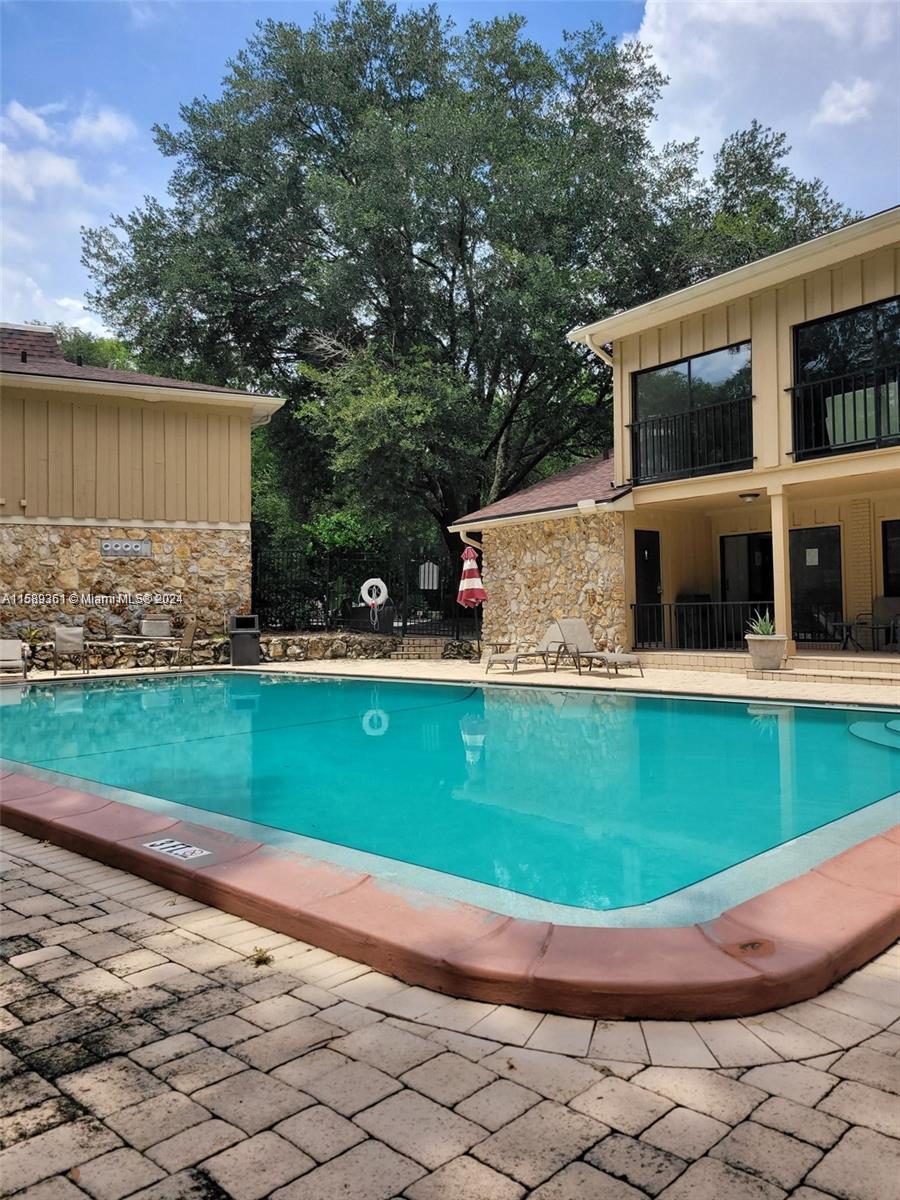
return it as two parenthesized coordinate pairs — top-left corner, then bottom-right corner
(451, 207), (900, 667)
(0, 323), (283, 636)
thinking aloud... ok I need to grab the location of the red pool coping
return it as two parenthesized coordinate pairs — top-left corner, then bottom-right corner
(1, 767), (898, 1020)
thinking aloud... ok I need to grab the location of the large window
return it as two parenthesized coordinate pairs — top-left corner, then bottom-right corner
(792, 296), (900, 457)
(796, 296), (900, 383)
(634, 342), (752, 420)
(885, 520), (900, 598)
(630, 342), (753, 484)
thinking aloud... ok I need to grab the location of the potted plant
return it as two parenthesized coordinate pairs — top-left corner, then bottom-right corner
(745, 609), (787, 671)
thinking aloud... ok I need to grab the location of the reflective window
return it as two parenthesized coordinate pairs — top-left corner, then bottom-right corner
(796, 296), (900, 383)
(634, 342), (751, 421)
(885, 520), (900, 598)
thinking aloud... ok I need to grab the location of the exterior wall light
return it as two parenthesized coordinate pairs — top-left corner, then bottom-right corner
(738, 492), (761, 503)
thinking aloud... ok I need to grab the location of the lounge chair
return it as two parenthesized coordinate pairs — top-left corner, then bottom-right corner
(157, 617), (197, 670)
(53, 625), (89, 675)
(484, 624), (565, 673)
(0, 639), (28, 679)
(555, 618), (644, 677)
(602, 645), (645, 678)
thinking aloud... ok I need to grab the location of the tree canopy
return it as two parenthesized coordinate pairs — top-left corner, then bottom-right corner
(50, 323), (136, 372)
(82, 0), (856, 549)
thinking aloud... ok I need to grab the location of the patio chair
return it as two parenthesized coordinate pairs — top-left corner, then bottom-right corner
(0, 639), (28, 679)
(139, 617), (172, 639)
(53, 625), (89, 675)
(484, 624), (565, 673)
(872, 597), (900, 652)
(157, 617), (197, 670)
(555, 618), (644, 677)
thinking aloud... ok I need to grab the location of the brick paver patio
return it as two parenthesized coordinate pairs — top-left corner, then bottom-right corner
(1, 829), (897, 1199)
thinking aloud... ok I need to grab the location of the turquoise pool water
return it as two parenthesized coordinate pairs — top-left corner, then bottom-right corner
(1, 673), (898, 912)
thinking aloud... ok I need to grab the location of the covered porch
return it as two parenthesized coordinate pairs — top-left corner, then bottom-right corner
(625, 472), (900, 656)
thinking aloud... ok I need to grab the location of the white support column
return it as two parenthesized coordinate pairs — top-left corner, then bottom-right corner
(769, 487), (796, 654)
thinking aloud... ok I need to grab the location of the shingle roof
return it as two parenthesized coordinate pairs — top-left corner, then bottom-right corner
(0, 325), (264, 398)
(453, 453), (629, 526)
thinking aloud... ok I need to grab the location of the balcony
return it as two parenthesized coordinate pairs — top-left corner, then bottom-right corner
(790, 361), (900, 461)
(630, 395), (753, 485)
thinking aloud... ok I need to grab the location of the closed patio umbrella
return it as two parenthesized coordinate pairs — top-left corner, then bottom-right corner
(456, 546), (487, 607)
(457, 545), (486, 650)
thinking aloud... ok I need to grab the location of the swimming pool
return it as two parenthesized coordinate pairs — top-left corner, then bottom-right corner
(1, 672), (897, 923)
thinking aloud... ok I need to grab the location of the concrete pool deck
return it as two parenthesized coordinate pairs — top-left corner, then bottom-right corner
(1, 830), (899, 1199)
(13, 654), (900, 705)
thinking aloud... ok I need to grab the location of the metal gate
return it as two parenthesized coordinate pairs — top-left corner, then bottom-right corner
(252, 545), (482, 640)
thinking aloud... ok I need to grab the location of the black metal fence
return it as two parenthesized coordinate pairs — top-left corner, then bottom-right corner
(791, 605), (846, 645)
(631, 600), (771, 650)
(252, 544), (482, 640)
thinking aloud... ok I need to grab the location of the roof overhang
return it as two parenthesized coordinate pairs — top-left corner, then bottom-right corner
(567, 206), (900, 350)
(0, 369), (285, 428)
(448, 489), (633, 534)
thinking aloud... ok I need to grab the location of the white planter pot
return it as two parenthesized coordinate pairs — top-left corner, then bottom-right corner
(745, 634), (788, 671)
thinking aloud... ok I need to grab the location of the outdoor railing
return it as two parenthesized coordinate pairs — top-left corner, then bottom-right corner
(631, 600), (772, 650)
(791, 605), (846, 645)
(789, 361), (900, 460)
(252, 545), (482, 640)
(630, 395), (753, 485)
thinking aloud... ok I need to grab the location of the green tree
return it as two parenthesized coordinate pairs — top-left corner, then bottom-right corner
(698, 122), (858, 277)
(49, 323), (136, 371)
(82, 2), (854, 546)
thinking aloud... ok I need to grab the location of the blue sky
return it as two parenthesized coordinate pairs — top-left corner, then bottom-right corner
(2, 0), (898, 333)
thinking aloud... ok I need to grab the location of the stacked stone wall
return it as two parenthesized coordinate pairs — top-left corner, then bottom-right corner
(0, 523), (250, 638)
(481, 512), (627, 650)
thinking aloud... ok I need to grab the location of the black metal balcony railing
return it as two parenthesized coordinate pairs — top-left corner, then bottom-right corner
(630, 395), (753, 485)
(631, 600), (772, 651)
(791, 605), (845, 645)
(789, 361), (900, 460)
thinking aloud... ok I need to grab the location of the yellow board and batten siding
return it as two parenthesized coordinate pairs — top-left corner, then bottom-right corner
(613, 244), (900, 488)
(0, 387), (253, 524)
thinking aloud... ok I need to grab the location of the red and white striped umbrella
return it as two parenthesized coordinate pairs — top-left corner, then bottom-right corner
(457, 546), (487, 607)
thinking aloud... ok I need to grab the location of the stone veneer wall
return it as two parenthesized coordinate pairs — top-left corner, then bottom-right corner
(481, 511), (627, 650)
(0, 523), (250, 638)
(20, 631), (403, 672)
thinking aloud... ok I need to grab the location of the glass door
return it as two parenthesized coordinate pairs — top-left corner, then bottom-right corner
(790, 526), (843, 642)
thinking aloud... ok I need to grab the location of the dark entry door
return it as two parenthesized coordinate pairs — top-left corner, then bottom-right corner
(790, 526), (843, 642)
(720, 533), (774, 604)
(634, 530), (663, 645)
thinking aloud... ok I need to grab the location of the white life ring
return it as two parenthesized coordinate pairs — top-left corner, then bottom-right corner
(360, 577), (388, 608)
(362, 708), (389, 737)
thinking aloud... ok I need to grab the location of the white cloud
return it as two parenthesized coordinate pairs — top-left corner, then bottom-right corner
(70, 106), (137, 148)
(0, 143), (86, 202)
(127, 1), (177, 30)
(0, 265), (107, 333)
(2, 100), (55, 142)
(0, 222), (34, 254)
(0, 93), (143, 333)
(634, 0), (900, 214)
(812, 79), (879, 128)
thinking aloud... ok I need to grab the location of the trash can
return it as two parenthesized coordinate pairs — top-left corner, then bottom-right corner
(228, 614), (261, 666)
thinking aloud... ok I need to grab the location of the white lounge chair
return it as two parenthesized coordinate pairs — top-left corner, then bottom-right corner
(485, 624), (566, 673)
(0, 639), (28, 679)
